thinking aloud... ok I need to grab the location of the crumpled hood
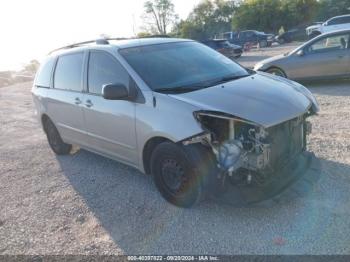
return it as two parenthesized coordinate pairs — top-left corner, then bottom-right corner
(169, 73), (312, 128)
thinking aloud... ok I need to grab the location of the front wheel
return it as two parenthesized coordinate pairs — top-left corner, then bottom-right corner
(266, 67), (287, 78)
(151, 142), (216, 208)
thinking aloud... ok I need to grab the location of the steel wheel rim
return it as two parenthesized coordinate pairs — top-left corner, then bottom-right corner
(161, 159), (188, 194)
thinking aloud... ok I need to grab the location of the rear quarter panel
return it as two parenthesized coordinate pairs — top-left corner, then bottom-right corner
(31, 86), (49, 129)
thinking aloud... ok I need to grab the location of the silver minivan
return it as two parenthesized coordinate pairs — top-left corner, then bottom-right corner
(32, 38), (319, 207)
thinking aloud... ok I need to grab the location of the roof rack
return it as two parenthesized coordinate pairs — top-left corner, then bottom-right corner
(48, 36), (172, 54)
(48, 38), (129, 54)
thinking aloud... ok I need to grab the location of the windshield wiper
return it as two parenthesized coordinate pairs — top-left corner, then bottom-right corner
(153, 86), (204, 94)
(208, 74), (250, 86)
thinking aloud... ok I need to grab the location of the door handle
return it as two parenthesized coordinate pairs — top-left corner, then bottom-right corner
(85, 100), (93, 108)
(75, 97), (82, 105)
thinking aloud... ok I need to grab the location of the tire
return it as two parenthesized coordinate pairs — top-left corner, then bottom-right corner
(266, 67), (287, 78)
(258, 40), (268, 48)
(43, 118), (72, 155)
(278, 38), (285, 45)
(150, 142), (216, 208)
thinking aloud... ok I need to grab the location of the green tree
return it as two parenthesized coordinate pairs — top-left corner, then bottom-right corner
(137, 31), (152, 38)
(232, 0), (318, 33)
(142, 0), (178, 34)
(316, 0), (350, 21)
(24, 60), (40, 74)
(176, 0), (236, 40)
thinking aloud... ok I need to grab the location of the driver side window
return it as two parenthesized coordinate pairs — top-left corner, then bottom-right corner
(88, 51), (129, 95)
(307, 33), (349, 54)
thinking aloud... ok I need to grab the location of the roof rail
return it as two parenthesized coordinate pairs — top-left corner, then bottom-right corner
(48, 37), (128, 54)
(48, 36), (170, 55)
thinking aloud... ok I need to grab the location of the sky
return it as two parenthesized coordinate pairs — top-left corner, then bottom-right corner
(0, 0), (201, 71)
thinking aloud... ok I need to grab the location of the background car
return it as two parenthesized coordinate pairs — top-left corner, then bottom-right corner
(275, 28), (307, 44)
(307, 14), (350, 39)
(306, 22), (324, 39)
(202, 39), (243, 58)
(222, 30), (275, 48)
(254, 29), (350, 81)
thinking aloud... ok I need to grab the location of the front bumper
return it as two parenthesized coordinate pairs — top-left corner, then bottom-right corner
(210, 151), (321, 206)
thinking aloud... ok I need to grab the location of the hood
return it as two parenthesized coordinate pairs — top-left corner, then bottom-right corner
(306, 24), (321, 30)
(254, 54), (286, 70)
(230, 44), (242, 49)
(169, 73), (311, 128)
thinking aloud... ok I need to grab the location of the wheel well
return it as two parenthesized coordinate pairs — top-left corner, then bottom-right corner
(265, 66), (287, 78)
(143, 137), (172, 175)
(41, 114), (50, 133)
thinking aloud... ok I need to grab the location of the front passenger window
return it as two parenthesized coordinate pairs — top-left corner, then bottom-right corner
(307, 33), (350, 54)
(88, 51), (130, 95)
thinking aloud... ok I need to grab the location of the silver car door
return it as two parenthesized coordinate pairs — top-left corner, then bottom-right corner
(83, 50), (138, 166)
(46, 52), (88, 146)
(291, 32), (350, 80)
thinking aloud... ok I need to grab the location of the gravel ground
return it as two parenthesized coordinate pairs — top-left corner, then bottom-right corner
(1, 52), (350, 254)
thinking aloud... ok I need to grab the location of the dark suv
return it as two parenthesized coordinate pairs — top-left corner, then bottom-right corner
(223, 30), (274, 48)
(202, 39), (243, 58)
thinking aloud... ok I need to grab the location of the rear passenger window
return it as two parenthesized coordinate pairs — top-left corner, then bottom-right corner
(88, 51), (129, 95)
(35, 57), (55, 88)
(54, 53), (84, 92)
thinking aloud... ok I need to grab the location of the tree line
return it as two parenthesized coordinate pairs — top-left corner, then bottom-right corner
(140, 0), (350, 40)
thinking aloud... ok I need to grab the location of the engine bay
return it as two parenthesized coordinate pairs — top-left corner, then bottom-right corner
(183, 111), (312, 186)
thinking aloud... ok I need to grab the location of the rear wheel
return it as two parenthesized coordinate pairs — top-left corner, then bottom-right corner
(43, 117), (72, 155)
(258, 40), (268, 48)
(277, 38), (285, 45)
(151, 142), (216, 208)
(266, 67), (287, 78)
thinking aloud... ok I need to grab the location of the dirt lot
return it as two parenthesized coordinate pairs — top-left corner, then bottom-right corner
(1, 45), (350, 255)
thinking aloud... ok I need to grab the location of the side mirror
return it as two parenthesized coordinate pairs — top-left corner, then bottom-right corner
(296, 49), (304, 56)
(102, 83), (129, 100)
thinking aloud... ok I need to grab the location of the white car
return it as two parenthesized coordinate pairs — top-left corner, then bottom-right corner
(307, 14), (350, 38)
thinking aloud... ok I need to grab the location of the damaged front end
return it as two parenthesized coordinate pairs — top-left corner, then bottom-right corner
(183, 110), (315, 193)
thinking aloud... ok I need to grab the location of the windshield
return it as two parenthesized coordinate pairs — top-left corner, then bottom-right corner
(119, 41), (249, 92)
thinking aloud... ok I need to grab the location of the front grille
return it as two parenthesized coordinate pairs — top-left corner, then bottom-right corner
(267, 117), (304, 170)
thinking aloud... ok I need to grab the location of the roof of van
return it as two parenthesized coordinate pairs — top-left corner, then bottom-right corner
(50, 37), (191, 56)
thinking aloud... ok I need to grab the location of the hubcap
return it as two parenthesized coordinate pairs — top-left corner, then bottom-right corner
(161, 159), (186, 193)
